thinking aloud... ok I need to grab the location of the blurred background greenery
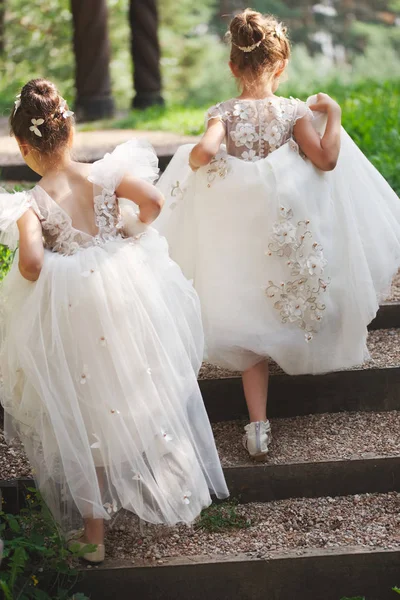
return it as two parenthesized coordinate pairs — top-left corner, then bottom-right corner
(1, 0), (400, 109)
(0, 1), (398, 192)
(0, 1), (399, 275)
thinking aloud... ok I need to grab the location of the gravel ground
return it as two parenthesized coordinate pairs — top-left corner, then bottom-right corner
(104, 492), (400, 563)
(0, 429), (31, 480)
(388, 271), (400, 302)
(2, 328), (400, 480)
(213, 411), (400, 467)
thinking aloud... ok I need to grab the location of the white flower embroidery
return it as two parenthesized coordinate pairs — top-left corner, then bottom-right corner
(302, 249), (327, 278)
(263, 120), (283, 149)
(183, 491), (192, 505)
(80, 365), (90, 385)
(81, 269), (95, 277)
(241, 149), (259, 162)
(271, 220), (297, 246)
(162, 430), (173, 442)
(110, 409), (120, 415)
(104, 499), (118, 514)
(284, 295), (307, 322)
(233, 103), (253, 120)
(29, 118), (44, 137)
(90, 434), (101, 449)
(99, 336), (107, 347)
(132, 473), (141, 481)
(266, 206), (330, 339)
(146, 367), (152, 375)
(230, 122), (259, 149)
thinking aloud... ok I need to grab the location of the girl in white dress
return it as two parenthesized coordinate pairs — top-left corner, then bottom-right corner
(156, 10), (400, 460)
(0, 79), (228, 562)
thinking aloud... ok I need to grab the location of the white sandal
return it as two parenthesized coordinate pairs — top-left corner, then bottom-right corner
(68, 536), (105, 564)
(243, 420), (272, 461)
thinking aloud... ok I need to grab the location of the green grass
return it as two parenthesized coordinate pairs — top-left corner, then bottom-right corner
(195, 500), (251, 533)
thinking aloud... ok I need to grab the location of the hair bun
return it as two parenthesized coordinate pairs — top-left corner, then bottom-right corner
(10, 78), (74, 159)
(229, 9), (290, 78)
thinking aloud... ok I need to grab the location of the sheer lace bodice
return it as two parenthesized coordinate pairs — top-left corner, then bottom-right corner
(29, 183), (124, 256)
(207, 96), (312, 161)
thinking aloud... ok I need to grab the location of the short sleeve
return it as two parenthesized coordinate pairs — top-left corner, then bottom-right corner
(293, 99), (314, 124)
(0, 190), (32, 250)
(88, 139), (160, 193)
(205, 103), (227, 129)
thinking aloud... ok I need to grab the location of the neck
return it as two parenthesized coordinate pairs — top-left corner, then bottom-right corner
(238, 77), (277, 100)
(35, 150), (73, 177)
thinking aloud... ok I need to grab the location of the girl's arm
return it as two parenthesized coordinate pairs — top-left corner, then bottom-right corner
(293, 93), (342, 171)
(17, 209), (44, 282)
(189, 119), (226, 171)
(116, 177), (164, 224)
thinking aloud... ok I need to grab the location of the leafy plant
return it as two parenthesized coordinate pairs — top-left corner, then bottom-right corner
(195, 499), (251, 533)
(0, 488), (92, 600)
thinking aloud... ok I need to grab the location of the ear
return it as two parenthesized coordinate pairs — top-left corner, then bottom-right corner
(16, 137), (31, 158)
(229, 60), (240, 78)
(67, 127), (74, 148)
(274, 59), (288, 79)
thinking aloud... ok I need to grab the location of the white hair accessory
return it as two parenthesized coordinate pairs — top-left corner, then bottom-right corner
(14, 93), (21, 114)
(274, 23), (285, 40)
(29, 118), (44, 137)
(233, 33), (265, 53)
(58, 100), (74, 119)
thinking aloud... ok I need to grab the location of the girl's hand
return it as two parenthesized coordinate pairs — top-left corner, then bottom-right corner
(309, 93), (341, 115)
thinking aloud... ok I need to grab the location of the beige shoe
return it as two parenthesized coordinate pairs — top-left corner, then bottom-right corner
(68, 538), (105, 564)
(243, 420), (272, 461)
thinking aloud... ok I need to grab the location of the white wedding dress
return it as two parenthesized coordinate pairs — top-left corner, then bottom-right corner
(0, 140), (228, 530)
(156, 96), (400, 374)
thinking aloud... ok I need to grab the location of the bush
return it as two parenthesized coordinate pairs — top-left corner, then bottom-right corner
(0, 489), (91, 600)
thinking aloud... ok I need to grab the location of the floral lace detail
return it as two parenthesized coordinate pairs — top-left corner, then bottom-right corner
(265, 206), (330, 342)
(93, 188), (123, 242)
(32, 185), (125, 257)
(206, 153), (230, 187)
(41, 207), (89, 256)
(208, 97), (311, 162)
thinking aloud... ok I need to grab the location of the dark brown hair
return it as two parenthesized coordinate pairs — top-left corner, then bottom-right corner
(229, 9), (290, 79)
(10, 78), (73, 158)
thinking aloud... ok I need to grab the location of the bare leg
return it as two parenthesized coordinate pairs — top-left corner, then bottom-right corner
(83, 467), (105, 545)
(83, 518), (104, 545)
(242, 360), (269, 423)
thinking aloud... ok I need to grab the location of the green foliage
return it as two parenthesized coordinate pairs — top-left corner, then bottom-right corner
(195, 500), (251, 532)
(0, 489), (91, 600)
(393, 588), (400, 595)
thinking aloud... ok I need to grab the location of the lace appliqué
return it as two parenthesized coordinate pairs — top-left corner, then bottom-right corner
(94, 189), (123, 242)
(41, 210), (86, 256)
(265, 206), (330, 342)
(206, 153), (230, 187)
(217, 97), (305, 162)
(169, 181), (186, 210)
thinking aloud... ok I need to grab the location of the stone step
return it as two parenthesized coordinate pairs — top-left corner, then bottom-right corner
(216, 411), (400, 502)
(2, 410), (399, 512)
(0, 129), (198, 182)
(75, 492), (400, 600)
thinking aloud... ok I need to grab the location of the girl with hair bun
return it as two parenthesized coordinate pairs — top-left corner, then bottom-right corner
(0, 79), (228, 562)
(157, 9), (400, 460)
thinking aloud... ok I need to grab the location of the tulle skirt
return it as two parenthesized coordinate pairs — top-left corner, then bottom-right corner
(156, 130), (400, 374)
(0, 229), (228, 530)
